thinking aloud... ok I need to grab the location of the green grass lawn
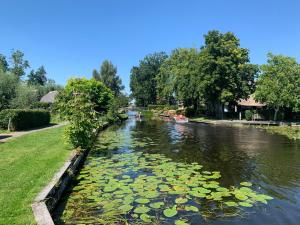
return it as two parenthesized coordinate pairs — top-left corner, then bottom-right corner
(189, 116), (216, 124)
(0, 126), (72, 225)
(0, 129), (10, 134)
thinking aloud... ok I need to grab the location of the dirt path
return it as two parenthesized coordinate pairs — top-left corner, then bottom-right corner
(0, 123), (66, 142)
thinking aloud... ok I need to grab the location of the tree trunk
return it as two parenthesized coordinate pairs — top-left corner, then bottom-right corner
(274, 107), (279, 121)
(214, 101), (223, 119)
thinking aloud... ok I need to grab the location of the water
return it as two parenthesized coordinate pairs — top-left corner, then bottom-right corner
(55, 117), (300, 225)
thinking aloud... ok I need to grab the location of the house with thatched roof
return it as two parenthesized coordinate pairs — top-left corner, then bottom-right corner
(40, 91), (58, 103)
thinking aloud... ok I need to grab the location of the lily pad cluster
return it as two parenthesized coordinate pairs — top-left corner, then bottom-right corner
(94, 129), (156, 151)
(60, 152), (273, 224)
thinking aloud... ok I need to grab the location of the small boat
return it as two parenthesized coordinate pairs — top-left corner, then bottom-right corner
(173, 115), (189, 123)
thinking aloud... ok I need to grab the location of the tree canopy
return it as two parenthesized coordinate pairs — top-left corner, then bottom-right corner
(154, 30), (258, 117)
(255, 53), (300, 120)
(130, 52), (168, 106)
(93, 60), (124, 96)
(27, 66), (47, 86)
(10, 50), (30, 78)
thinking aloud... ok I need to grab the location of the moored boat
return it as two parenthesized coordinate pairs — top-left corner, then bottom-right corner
(173, 115), (189, 123)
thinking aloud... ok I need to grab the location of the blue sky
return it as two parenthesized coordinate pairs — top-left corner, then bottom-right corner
(1, 0), (299, 93)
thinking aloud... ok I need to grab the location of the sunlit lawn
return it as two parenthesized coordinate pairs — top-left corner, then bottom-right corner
(0, 126), (71, 225)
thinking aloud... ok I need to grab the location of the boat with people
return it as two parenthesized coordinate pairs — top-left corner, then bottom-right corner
(173, 114), (189, 123)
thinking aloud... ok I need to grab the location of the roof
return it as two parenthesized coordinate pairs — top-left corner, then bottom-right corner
(40, 91), (58, 103)
(238, 95), (266, 107)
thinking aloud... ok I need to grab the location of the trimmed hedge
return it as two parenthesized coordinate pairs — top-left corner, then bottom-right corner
(0, 109), (50, 131)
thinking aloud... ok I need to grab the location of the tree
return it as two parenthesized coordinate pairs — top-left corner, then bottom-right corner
(156, 48), (203, 109)
(255, 53), (300, 121)
(92, 69), (100, 80)
(0, 71), (18, 110)
(0, 54), (9, 72)
(10, 83), (39, 109)
(93, 60), (124, 96)
(10, 50), (30, 78)
(130, 52), (168, 106)
(27, 66), (47, 85)
(199, 30), (258, 118)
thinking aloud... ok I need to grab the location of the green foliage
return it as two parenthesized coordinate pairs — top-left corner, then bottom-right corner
(244, 110), (253, 121)
(55, 78), (113, 148)
(0, 54), (9, 72)
(93, 60), (124, 96)
(0, 71), (18, 110)
(255, 53), (300, 120)
(130, 52), (168, 106)
(31, 102), (52, 110)
(0, 109), (50, 131)
(10, 50), (30, 78)
(10, 83), (39, 109)
(27, 66), (47, 86)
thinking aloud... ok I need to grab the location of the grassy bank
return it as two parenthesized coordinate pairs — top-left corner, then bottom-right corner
(189, 116), (217, 124)
(263, 126), (300, 140)
(0, 126), (71, 225)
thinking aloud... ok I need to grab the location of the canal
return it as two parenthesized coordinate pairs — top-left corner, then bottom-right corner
(55, 117), (300, 225)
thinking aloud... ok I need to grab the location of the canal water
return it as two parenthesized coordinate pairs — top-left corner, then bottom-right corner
(55, 117), (300, 225)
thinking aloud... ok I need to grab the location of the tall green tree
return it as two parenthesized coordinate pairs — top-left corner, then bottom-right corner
(200, 30), (258, 118)
(93, 60), (124, 96)
(0, 71), (18, 110)
(0, 54), (9, 72)
(130, 52), (168, 106)
(255, 53), (300, 121)
(27, 66), (47, 85)
(10, 50), (30, 78)
(156, 48), (203, 108)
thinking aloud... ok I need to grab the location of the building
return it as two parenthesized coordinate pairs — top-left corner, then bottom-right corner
(237, 95), (266, 120)
(40, 91), (59, 103)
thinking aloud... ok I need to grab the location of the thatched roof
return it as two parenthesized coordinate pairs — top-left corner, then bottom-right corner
(40, 91), (58, 103)
(238, 95), (266, 107)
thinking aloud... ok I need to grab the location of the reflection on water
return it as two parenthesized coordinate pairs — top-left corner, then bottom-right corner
(123, 118), (300, 224)
(56, 117), (300, 225)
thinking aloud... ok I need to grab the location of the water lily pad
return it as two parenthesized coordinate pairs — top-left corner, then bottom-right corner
(239, 202), (253, 207)
(235, 193), (248, 201)
(134, 206), (151, 214)
(175, 197), (188, 204)
(185, 205), (199, 212)
(224, 201), (238, 207)
(175, 219), (190, 225)
(240, 182), (252, 187)
(149, 202), (164, 209)
(163, 206), (177, 217)
(118, 204), (133, 212)
(135, 198), (150, 204)
(140, 213), (152, 222)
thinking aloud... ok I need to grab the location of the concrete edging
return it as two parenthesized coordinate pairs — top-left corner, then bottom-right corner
(31, 122), (111, 225)
(31, 149), (88, 225)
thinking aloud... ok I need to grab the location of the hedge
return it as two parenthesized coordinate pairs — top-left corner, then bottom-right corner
(0, 109), (50, 131)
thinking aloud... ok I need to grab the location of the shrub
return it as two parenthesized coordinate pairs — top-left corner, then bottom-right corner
(0, 109), (50, 131)
(31, 102), (52, 110)
(55, 78), (114, 149)
(244, 110), (253, 121)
